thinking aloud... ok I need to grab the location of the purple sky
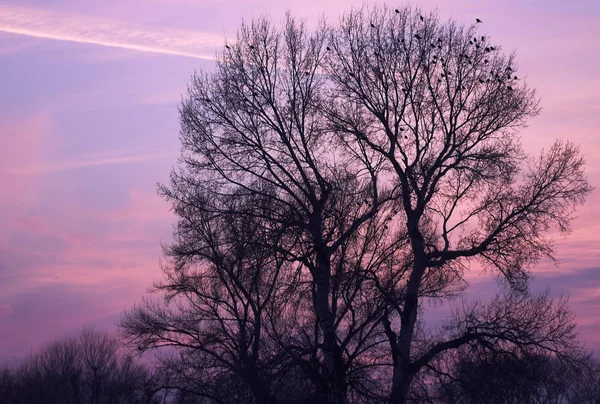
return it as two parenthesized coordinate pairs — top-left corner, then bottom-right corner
(0, 0), (599, 361)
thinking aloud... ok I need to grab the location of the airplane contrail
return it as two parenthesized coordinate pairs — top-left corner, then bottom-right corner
(7, 152), (174, 174)
(0, 5), (223, 60)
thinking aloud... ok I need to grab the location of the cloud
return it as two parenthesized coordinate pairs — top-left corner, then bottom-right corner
(0, 186), (173, 360)
(7, 151), (173, 174)
(0, 5), (222, 60)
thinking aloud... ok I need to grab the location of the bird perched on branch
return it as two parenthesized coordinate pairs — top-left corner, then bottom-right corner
(476, 18), (482, 23)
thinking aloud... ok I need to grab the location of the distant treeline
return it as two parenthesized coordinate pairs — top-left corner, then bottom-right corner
(1, 327), (599, 404)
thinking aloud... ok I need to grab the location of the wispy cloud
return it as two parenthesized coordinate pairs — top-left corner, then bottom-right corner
(0, 5), (222, 59)
(7, 152), (173, 174)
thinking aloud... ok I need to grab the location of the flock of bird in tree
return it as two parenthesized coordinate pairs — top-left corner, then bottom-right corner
(362, 12), (520, 95)
(216, 11), (519, 106)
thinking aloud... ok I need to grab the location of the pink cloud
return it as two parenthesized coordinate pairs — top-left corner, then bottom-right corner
(0, 112), (50, 234)
(0, 187), (173, 359)
(0, 5), (220, 59)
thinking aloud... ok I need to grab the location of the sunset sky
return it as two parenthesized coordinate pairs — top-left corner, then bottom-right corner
(0, 0), (599, 362)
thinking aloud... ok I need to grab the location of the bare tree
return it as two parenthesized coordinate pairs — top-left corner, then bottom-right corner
(324, 5), (591, 402)
(0, 329), (161, 404)
(121, 4), (590, 404)
(144, 14), (407, 404)
(122, 196), (298, 403)
(428, 335), (600, 404)
(413, 291), (584, 403)
(79, 328), (119, 404)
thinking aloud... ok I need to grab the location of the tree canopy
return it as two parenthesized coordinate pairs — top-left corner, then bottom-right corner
(121, 5), (592, 404)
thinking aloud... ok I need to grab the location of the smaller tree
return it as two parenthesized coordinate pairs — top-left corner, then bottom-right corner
(79, 327), (119, 404)
(0, 328), (161, 404)
(121, 196), (303, 403)
(431, 343), (600, 404)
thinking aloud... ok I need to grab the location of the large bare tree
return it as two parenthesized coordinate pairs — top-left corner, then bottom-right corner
(324, 5), (591, 402)
(121, 5), (591, 404)
(137, 14), (405, 404)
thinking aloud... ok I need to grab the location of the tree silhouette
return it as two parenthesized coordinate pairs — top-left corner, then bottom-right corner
(0, 328), (161, 404)
(121, 5), (591, 404)
(324, 6), (591, 402)
(429, 341), (600, 404)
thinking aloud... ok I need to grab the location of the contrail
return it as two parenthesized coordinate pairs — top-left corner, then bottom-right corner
(0, 5), (223, 60)
(7, 152), (174, 174)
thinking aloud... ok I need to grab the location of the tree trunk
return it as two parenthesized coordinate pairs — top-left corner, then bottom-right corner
(248, 375), (275, 404)
(314, 252), (348, 404)
(389, 216), (427, 404)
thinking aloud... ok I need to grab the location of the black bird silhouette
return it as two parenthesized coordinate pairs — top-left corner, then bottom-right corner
(481, 36), (485, 41)
(507, 86), (513, 91)
(225, 45), (230, 49)
(205, 98), (211, 103)
(395, 8), (400, 13)
(414, 34), (421, 40)
(420, 15), (424, 21)
(506, 66), (513, 71)
(326, 46), (331, 51)
(490, 46), (496, 51)
(484, 59), (489, 63)
(476, 18), (482, 23)
(249, 45), (255, 49)
(514, 75), (518, 80)
(479, 79), (485, 83)
(473, 37), (477, 42)
(485, 47), (490, 52)
(370, 23), (376, 28)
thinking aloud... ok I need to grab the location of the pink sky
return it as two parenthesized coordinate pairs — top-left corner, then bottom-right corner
(0, 0), (599, 361)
